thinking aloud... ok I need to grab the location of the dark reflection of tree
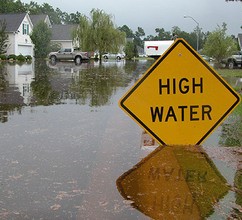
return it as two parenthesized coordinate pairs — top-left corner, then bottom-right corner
(124, 60), (155, 83)
(31, 60), (60, 106)
(0, 63), (7, 90)
(0, 59), (152, 122)
(0, 63), (24, 123)
(32, 60), (153, 107)
(70, 62), (137, 107)
(230, 169), (242, 219)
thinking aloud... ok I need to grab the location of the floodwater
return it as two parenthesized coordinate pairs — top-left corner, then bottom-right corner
(0, 59), (241, 219)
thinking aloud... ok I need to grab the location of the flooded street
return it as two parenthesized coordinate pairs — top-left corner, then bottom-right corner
(0, 59), (241, 219)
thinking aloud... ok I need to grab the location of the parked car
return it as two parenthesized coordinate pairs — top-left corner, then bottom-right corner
(102, 53), (125, 60)
(48, 48), (91, 64)
(221, 51), (242, 69)
(47, 61), (92, 74)
(201, 55), (214, 62)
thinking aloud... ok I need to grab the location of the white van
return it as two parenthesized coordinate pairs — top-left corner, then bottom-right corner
(144, 40), (174, 59)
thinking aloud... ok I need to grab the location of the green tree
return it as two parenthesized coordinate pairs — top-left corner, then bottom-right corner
(0, 20), (8, 54)
(155, 28), (172, 40)
(143, 27), (173, 41)
(31, 60), (59, 105)
(202, 23), (237, 63)
(62, 11), (81, 24)
(30, 20), (52, 58)
(0, 0), (26, 13)
(135, 27), (145, 38)
(73, 14), (90, 50)
(40, 3), (61, 24)
(26, 2), (62, 24)
(124, 41), (136, 59)
(172, 26), (198, 49)
(133, 26), (145, 52)
(119, 25), (145, 57)
(118, 25), (134, 38)
(25, 1), (41, 14)
(74, 9), (125, 62)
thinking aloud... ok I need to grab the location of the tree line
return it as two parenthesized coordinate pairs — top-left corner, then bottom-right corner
(0, 0), (240, 63)
(0, 0), (80, 24)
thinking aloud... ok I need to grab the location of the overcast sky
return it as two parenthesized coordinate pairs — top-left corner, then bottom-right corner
(22, 0), (242, 36)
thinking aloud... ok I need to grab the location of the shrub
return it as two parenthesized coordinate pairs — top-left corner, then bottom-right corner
(0, 54), (7, 60)
(17, 54), (26, 62)
(16, 54), (25, 62)
(8, 54), (16, 61)
(25, 55), (32, 61)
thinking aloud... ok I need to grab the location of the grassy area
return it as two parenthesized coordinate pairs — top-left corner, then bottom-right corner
(216, 68), (242, 147)
(131, 57), (155, 61)
(216, 68), (242, 77)
(214, 68), (242, 93)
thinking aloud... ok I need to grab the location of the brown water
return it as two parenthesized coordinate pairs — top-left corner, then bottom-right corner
(0, 59), (241, 219)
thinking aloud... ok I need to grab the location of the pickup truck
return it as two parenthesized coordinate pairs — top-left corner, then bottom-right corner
(48, 48), (91, 64)
(221, 51), (242, 69)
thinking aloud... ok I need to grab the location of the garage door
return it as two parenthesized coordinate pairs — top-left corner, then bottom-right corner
(18, 45), (33, 56)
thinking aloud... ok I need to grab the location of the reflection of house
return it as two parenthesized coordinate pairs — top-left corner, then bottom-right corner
(51, 24), (78, 49)
(0, 13), (34, 56)
(5, 63), (35, 104)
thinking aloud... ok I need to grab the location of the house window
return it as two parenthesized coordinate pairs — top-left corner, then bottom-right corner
(22, 23), (29, 35)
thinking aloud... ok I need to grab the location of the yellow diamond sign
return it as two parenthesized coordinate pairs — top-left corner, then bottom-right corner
(119, 39), (241, 145)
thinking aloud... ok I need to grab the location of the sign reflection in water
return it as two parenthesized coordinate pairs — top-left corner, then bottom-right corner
(117, 145), (229, 219)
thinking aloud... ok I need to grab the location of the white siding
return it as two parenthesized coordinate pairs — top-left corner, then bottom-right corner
(6, 33), (16, 55)
(6, 14), (34, 56)
(18, 45), (33, 56)
(51, 40), (73, 49)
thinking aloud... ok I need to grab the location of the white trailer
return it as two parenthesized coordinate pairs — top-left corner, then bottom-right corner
(144, 40), (174, 59)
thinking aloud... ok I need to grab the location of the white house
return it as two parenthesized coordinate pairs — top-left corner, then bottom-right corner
(51, 24), (78, 49)
(0, 13), (84, 57)
(0, 13), (34, 56)
(29, 16), (77, 50)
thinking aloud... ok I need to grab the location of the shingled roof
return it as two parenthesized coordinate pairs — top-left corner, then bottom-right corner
(29, 14), (51, 28)
(51, 24), (77, 41)
(29, 14), (47, 26)
(0, 13), (27, 32)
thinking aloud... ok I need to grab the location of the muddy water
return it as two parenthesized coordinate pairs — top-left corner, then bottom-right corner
(0, 60), (241, 219)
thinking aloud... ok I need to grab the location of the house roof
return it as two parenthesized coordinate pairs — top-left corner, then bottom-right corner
(238, 33), (242, 50)
(29, 14), (51, 27)
(136, 45), (144, 54)
(29, 14), (47, 26)
(0, 13), (27, 32)
(51, 24), (77, 41)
